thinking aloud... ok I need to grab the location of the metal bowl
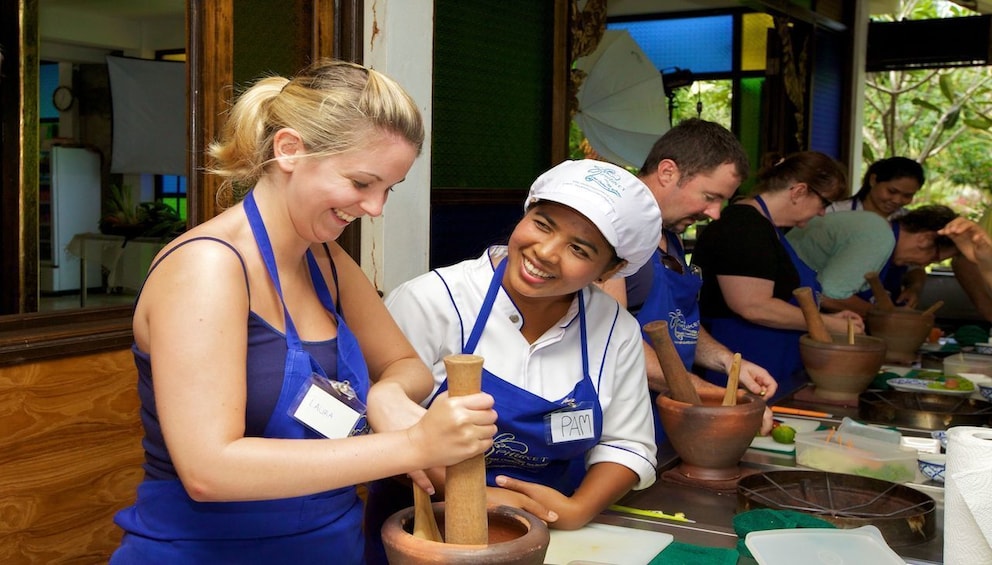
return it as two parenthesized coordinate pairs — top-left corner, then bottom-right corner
(858, 389), (992, 430)
(737, 470), (936, 547)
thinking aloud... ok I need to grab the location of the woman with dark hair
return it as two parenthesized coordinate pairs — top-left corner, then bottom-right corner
(691, 151), (864, 400)
(827, 156), (928, 307)
(826, 156), (925, 218)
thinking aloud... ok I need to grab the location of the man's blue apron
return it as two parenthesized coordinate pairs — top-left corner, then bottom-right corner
(635, 231), (702, 444)
(112, 192), (370, 564)
(701, 197), (821, 402)
(856, 222), (908, 305)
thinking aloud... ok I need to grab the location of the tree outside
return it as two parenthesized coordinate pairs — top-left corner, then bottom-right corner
(863, 0), (992, 219)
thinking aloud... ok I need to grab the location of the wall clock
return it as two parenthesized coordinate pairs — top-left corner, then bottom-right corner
(52, 85), (75, 112)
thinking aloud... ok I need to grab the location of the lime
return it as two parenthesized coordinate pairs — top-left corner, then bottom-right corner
(771, 425), (797, 444)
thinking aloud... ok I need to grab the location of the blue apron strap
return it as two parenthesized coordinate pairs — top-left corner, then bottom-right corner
(244, 192), (303, 350)
(465, 257), (507, 353)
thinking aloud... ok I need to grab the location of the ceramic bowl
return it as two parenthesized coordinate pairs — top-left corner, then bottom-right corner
(974, 342), (992, 355)
(918, 453), (946, 483)
(979, 384), (992, 403)
(931, 430), (948, 451)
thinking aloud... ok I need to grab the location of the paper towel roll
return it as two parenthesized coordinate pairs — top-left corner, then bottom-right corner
(944, 426), (992, 565)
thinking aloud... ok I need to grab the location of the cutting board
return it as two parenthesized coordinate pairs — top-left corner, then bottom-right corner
(749, 417), (821, 453)
(544, 523), (674, 565)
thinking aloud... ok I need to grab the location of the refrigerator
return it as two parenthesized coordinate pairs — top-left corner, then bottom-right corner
(39, 146), (103, 293)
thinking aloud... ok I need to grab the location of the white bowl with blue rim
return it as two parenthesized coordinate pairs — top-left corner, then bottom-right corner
(979, 384), (992, 403)
(918, 453), (946, 483)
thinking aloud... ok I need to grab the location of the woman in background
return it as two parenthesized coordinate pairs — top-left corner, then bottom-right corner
(691, 152), (864, 401)
(826, 156), (924, 218)
(827, 156), (927, 307)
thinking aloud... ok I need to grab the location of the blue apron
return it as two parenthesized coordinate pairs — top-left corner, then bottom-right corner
(433, 258), (603, 496)
(855, 222), (908, 305)
(635, 231), (702, 444)
(112, 192), (370, 564)
(702, 198), (822, 402)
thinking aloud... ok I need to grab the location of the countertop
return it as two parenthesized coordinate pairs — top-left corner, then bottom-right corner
(595, 385), (945, 565)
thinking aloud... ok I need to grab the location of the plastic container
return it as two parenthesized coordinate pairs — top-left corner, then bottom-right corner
(837, 416), (901, 444)
(745, 525), (904, 565)
(943, 352), (992, 377)
(794, 429), (918, 483)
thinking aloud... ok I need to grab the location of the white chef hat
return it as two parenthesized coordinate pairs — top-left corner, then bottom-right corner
(525, 159), (662, 278)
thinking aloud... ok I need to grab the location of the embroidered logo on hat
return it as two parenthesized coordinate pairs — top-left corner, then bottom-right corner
(525, 159), (663, 278)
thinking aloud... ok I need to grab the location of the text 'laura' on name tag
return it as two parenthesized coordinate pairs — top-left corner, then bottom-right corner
(292, 383), (362, 440)
(549, 408), (595, 443)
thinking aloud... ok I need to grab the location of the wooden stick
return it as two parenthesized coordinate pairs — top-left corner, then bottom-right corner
(442, 354), (488, 545)
(793, 287), (833, 344)
(643, 321), (702, 405)
(921, 300), (944, 317)
(864, 272), (896, 311)
(412, 483), (442, 542)
(847, 317), (855, 345)
(771, 406), (833, 418)
(722, 353), (742, 406)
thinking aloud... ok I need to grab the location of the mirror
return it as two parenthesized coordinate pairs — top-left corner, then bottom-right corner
(35, 0), (188, 314)
(1, 0), (351, 363)
(0, 0), (213, 363)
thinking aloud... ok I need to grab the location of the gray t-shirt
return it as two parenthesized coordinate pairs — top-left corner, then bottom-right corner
(785, 211), (895, 299)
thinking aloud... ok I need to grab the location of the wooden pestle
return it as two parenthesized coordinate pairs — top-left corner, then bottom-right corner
(921, 300), (944, 317)
(442, 354), (489, 545)
(722, 353), (742, 406)
(412, 483), (442, 542)
(793, 287), (833, 344)
(847, 317), (855, 345)
(864, 272), (896, 311)
(643, 321), (702, 405)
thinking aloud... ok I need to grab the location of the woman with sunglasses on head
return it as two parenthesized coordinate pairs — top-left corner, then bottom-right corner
(690, 151), (864, 401)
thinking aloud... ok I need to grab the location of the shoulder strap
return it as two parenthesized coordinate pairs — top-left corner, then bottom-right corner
(136, 236), (250, 309)
(320, 243), (343, 316)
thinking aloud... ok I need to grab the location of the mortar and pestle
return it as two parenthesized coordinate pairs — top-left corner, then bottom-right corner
(380, 354), (550, 565)
(863, 272), (941, 365)
(794, 287), (887, 403)
(645, 321), (765, 482)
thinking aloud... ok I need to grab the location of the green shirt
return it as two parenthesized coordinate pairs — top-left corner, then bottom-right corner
(785, 211), (895, 299)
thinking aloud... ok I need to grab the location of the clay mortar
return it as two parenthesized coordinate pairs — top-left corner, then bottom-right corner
(866, 307), (934, 365)
(799, 333), (887, 402)
(657, 389), (765, 481)
(381, 503), (549, 564)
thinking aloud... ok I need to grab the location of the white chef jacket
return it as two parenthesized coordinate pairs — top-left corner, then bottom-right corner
(385, 247), (657, 490)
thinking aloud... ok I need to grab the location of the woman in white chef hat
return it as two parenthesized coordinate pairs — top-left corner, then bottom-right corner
(365, 159), (664, 563)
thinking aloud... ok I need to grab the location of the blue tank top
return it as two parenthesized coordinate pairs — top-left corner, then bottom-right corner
(133, 237), (338, 481)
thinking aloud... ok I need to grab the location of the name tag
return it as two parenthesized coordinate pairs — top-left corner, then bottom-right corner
(290, 375), (365, 439)
(548, 408), (595, 444)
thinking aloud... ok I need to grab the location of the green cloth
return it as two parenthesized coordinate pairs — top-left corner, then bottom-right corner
(871, 370), (905, 390)
(732, 509), (837, 558)
(954, 325), (987, 346)
(649, 541), (738, 565)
